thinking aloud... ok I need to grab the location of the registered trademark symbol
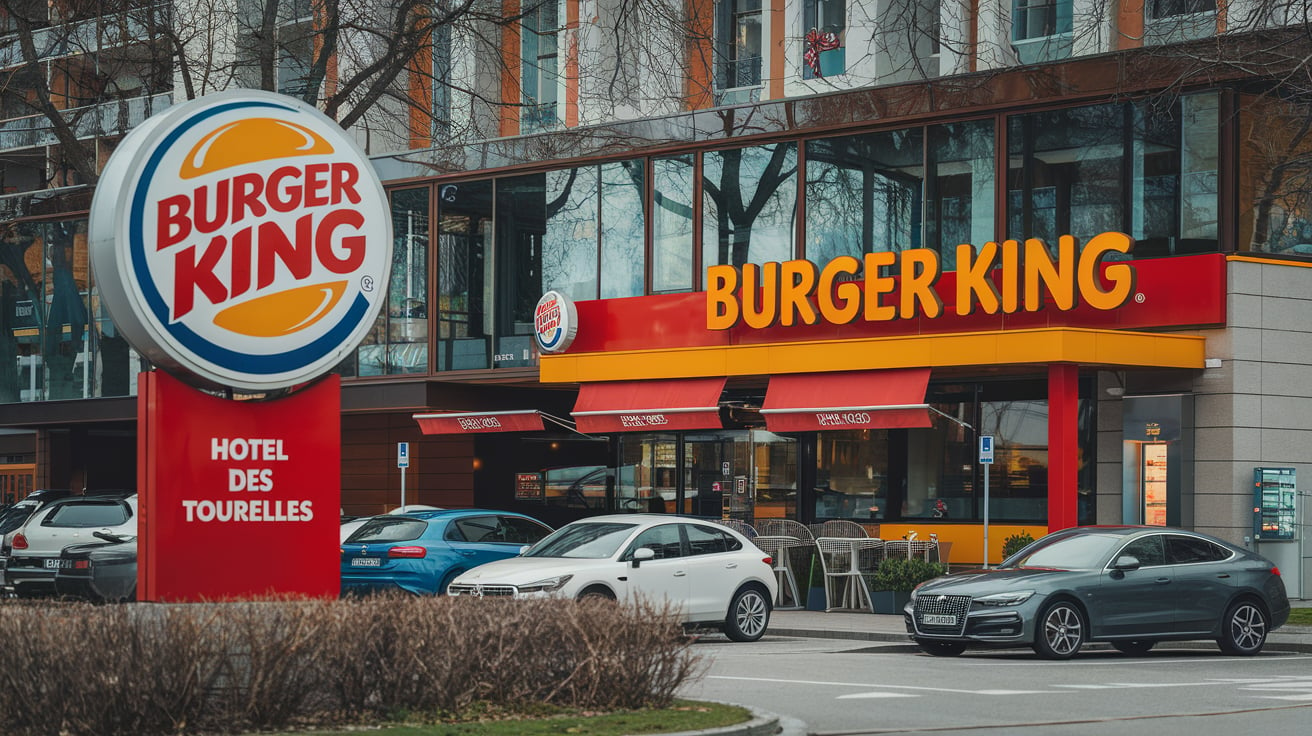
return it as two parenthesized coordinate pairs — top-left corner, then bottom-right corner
(1134, 292), (1145, 303)
(361, 275), (375, 292)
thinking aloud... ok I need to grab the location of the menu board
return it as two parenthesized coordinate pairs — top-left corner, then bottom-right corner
(1143, 444), (1168, 526)
(515, 472), (544, 502)
(1253, 467), (1296, 541)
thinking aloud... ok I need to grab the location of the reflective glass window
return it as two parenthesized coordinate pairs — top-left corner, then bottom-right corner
(802, 0), (846, 79)
(600, 160), (646, 299)
(435, 180), (493, 371)
(703, 143), (798, 285)
(652, 155), (695, 293)
(805, 128), (923, 264)
(927, 119), (994, 269)
(385, 187), (429, 374)
(1238, 93), (1312, 255)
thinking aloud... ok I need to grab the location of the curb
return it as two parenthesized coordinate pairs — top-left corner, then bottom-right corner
(632, 703), (806, 736)
(767, 626), (1312, 654)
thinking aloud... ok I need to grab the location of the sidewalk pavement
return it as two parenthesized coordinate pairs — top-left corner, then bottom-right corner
(767, 599), (1312, 652)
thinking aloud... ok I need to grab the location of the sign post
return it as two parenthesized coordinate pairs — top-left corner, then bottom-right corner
(397, 442), (410, 510)
(979, 435), (994, 569)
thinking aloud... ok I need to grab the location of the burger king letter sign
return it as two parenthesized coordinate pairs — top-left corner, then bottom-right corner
(90, 90), (389, 601)
(90, 89), (391, 391)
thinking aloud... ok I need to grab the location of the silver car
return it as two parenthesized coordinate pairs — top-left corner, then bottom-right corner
(905, 526), (1290, 659)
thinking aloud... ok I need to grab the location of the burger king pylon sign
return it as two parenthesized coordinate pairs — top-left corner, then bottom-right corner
(90, 89), (392, 392)
(89, 90), (389, 601)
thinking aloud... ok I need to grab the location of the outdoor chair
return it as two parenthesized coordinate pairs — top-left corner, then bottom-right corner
(816, 537), (885, 611)
(817, 519), (869, 538)
(752, 535), (806, 609)
(758, 519), (815, 540)
(716, 519), (758, 539)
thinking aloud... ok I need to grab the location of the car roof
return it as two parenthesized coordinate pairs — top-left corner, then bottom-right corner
(378, 508), (535, 521)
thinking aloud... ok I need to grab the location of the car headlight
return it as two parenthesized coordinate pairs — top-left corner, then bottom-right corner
(516, 575), (573, 594)
(973, 590), (1035, 607)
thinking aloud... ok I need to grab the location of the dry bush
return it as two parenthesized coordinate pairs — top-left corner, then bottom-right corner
(0, 594), (701, 735)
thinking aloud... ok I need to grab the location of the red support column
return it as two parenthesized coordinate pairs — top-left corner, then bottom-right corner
(1047, 363), (1080, 531)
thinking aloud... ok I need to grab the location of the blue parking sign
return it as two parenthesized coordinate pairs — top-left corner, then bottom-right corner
(397, 442), (410, 468)
(979, 435), (994, 464)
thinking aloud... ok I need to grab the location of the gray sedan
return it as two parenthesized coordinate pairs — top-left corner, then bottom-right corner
(904, 526), (1291, 659)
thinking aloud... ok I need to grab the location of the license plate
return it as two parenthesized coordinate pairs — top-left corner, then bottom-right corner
(922, 614), (957, 626)
(350, 558), (381, 567)
(44, 559), (75, 570)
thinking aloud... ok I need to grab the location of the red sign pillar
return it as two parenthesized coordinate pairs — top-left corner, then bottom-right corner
(138, 371), (341, 601)
(1046, 363), (1080, 532)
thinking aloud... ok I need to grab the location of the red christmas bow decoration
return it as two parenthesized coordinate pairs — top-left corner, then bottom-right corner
(804, 28), (840, 77)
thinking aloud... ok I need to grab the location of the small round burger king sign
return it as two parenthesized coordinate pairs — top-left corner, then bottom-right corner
(89, 90), (391, 392)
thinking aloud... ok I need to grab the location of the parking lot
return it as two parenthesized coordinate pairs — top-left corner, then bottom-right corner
(682, 609), (1312, 735)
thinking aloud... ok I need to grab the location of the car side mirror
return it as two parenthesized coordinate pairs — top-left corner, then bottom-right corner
(518, 545), (531, 555)
(632, 547), (656, 567)
(1111, 554), (1142, 571)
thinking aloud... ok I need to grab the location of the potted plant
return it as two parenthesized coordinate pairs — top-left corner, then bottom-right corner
(867, 557), (948, 614)
(1002, 531), (1036, 561)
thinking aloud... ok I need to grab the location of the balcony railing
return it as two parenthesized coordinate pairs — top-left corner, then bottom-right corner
(0, 92), (172, 153)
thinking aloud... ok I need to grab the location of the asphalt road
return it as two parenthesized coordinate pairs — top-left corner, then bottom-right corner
(679, 633), (1312, 735)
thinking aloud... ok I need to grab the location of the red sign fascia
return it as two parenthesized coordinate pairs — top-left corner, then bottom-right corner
(138, 371), (341, 602)
(564, 254), (1226, 354)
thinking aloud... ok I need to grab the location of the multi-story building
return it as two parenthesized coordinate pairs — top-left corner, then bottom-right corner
(2, 1), (1310, 592)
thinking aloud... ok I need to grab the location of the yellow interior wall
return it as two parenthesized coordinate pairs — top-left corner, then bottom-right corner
(875, 524), (1049, 568)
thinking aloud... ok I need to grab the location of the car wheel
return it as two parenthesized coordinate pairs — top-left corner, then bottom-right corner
(723, 586), (771, 642)
(1217, 599), (1268, 656)
(1032, 600), (1085, 660)
(577, 586), (616, 602)
(436, 569), (463, 596)
(1111, 640), (1155, 656)
(915, 639), (966, 657)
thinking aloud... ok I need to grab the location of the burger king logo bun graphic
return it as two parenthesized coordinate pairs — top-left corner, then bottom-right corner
(89, 90), (391, 392)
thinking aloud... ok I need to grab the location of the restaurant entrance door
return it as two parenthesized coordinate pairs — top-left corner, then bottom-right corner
(618, 430), (798, 523)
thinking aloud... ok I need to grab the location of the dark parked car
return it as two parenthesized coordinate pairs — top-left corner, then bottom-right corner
(53, 531), (137, 602)
(340, 509), (553, 596)
(905, 525), (1290, 659)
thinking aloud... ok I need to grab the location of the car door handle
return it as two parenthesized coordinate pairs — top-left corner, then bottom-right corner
(1155, 577), (1170, 584)
(724, 562), (738, 569)
(673, 571), (686, 577)
(458, 550), (476, 556)
(1216, 573), (1230, 579)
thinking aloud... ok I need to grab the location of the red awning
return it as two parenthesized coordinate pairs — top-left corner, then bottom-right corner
(413, 410), (546, 435)
(761, 369), (932, 432)
(572, 377), (727, 433)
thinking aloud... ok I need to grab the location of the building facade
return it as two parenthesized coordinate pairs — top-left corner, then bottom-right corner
(2, 2), (1311, 591)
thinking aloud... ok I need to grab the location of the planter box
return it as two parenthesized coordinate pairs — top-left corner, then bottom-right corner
(870, 589), (911, 615)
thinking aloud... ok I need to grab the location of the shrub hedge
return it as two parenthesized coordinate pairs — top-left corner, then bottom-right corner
(0, 595), (700, 736)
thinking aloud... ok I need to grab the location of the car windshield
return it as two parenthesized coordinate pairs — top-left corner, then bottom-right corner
(346, 517), (427, 543)
(0, 502), (38, 534)
(44, 501), (130, 528)
(999, 531), (1124, 570)
(523, 522), (638, 559)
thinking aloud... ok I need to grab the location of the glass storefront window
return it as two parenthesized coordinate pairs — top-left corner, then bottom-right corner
(979, 399), (1050, 523)
(435, 179), (493, 371)
(805, 128), (924, 264)
(600, 160), (645, 299)
(702, 143), (798, 286)
(1238, 93), (1312, 255)
(927, 119), (995, 269)
(1008, 97), (1218, 257)
(385, 187), (429, 374)
(652, 155), (695, 293)
(815, 429), (891, 522)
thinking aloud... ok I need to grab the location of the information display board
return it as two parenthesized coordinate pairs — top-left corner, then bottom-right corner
(1253, 467), (1297, 541)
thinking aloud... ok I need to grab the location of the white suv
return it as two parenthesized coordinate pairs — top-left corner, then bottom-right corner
(5, 494), (137, 597)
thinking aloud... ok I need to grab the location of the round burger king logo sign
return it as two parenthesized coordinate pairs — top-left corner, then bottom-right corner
(89, 90), (391, 392)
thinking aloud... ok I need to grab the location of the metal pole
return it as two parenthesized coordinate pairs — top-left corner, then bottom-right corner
(400, 466), (407, 511)
(983, 464), (990, 570)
